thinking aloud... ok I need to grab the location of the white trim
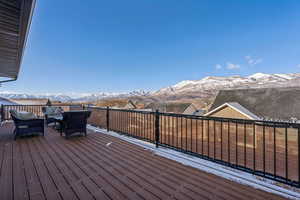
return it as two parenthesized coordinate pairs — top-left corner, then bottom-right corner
(205, 102), (260, 120)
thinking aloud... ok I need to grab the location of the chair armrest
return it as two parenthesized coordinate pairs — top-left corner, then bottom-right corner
(15, 119), (44, 127)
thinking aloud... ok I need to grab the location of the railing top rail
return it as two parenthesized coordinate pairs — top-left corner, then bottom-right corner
(1, 104), (82, 107)
(86, 105), (300, 128)
(86, 106), (156, 115)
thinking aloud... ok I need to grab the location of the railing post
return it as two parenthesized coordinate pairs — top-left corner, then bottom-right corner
(106, 106), (110, 132)
(0, 104), (3, 122)
(155, 109), (160, 148)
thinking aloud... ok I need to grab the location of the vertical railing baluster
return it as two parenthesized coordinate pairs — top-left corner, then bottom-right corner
(236, 122), (238, 166)
(146, 113), (148, 140)
(127, 111), (129, 134)
(221, 121), (223, 161)
(191, 118), (193, 152)
(176, 116), (179, 148)
(155, 110), (160, 148)
(263, 124), (266, 176)
(140, 112), (142, 137)
(117, 110), (119, 132)
(274, 126), (276, 178)
(253, 123), (256, 172)
(244, 121), (247, 168)
(159, 115), (161, 143)
(129, 111), (131, 135)
(106, 107), (110, 132)
(168, 115), (170, 145)
(153, 113), (155, 142)
(181, 116), (183, 149)
(285, 126), (288, 182)
(202, 119), (204, 154)
(208, 120), (210, 157)
(213, 120), (216, 159)
(135, 112), (137, 136)
(185, 117), (188, 151)
(122, 111), (124, 133)
(143, 113), (145, 139)
(164, 115), (166, 144)
(172, 116), (175, 147)
(196, 119), (198, 153)
(228, 121), (230, 164)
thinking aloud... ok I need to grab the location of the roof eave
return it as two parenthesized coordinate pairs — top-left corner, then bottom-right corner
(204, 102), (260, 120)
(0, 0), (36, 83)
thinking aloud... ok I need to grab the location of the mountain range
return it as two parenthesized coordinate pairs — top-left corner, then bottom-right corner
(1, 73), (300, 105)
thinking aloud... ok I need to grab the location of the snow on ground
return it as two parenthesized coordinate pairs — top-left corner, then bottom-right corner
(87, 125), (300, 200)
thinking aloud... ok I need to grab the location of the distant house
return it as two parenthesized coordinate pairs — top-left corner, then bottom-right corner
(96, 99), (137, 110)
(205, 102), (260, 120)
(206, 87), (300, 121)
(145, 102), (198, 114)
(123, 100), (137, 109)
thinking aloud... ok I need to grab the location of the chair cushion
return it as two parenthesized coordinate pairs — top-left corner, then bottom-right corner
(44, 106), (63, 115)
(47, 113), (63, 120)
(11, 110), (37, 120)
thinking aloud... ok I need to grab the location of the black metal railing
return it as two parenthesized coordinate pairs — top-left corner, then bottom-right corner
(86, 106), (300, 188)
(0, 104), (84, 121)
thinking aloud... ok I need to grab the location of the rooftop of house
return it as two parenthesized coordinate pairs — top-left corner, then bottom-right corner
(95, 99), (136, 109)
(210, 87), (300, 121)
(205, 102), (261, 120)
(145, 102), (194, 113)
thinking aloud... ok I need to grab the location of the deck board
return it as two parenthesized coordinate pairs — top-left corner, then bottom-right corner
(0, 122), (287, 200)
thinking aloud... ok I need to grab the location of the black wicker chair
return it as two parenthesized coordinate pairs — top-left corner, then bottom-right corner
(10, 110), (44, 140)
(59, 110), (91, 138)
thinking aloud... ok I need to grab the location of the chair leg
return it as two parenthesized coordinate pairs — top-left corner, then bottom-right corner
(60, 125), (63, 136)
(13, 129), (17, 140)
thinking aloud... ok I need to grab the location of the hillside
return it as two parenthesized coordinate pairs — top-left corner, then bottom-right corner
(1, 73), (300, 109)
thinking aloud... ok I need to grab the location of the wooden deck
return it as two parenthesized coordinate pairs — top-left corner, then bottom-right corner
(0, 123), (285, 200)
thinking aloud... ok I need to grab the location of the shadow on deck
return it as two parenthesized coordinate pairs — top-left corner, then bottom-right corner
(0, 122), (284, 200)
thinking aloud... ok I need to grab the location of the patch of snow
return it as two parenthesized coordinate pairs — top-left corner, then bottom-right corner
(173, 80), (196, 88)
(106, 142), (112, 147)
(248, 73), (272, 80)
(87, 125), (300, 200)
(275, 74), (293, 80)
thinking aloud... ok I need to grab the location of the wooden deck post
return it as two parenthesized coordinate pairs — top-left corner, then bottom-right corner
(0, 104), (4, 122)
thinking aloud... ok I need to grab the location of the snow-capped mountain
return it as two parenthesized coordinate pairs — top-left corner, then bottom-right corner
(0, 90), (151, 102)
(1, 73), (299, 103)
(154, 73), (300, 96)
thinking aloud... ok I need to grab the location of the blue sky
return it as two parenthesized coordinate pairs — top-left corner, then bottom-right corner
(2, 0), (300, 93)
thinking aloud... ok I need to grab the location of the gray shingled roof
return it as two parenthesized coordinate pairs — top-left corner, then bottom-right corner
(145, 102), (192, 113)
(209, 87), (300, 120)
